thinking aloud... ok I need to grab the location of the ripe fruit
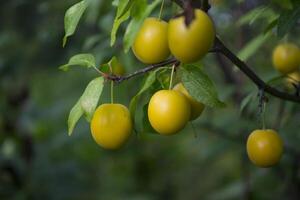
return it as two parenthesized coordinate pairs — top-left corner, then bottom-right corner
(272, 43), (300, 74)
(173, 83), (204, 120)
(168, 9), (215, 63)
(90, 104), (132, 150)
(148, 90), (191, 135)
(246, 129), (283, 168)
(132, 18), (170, 64)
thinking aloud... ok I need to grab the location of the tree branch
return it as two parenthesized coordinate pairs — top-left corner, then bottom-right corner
(214, 37), (300, 103)
(107, 58), (179, 83)
(105, 38), (300, 103)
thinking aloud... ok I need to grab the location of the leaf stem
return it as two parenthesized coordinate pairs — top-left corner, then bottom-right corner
(169, 64), (175, 90)
(111, 80), (114, 104)
(158, 0), (165, 20)
(93, 66), (106, 76)
(262, 100), (266, 130)
(108, 61), (115, 104)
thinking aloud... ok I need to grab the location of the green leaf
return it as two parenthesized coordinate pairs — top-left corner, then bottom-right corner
(112, 0), (119, 7)
(108, 56), (119, 70)
(110, 0), (134, 46)
(267, 75), (286, 86)
(237, 32), (271, 61)
(123, 0), (161, 52)
(68, 99), (84, 136)
(117, 0), (135, 19)
(277, 6), (300, 37)
(264, 18), (278, 35)
(236, 6), (278, 26)
(80, 77), (104, 121)
(59, 54), (96, 71)
(99, 56), (121, 74)
(157, 69), (171, 89)
(240, 92), (255, 114)
(236, 6), (265, 26)
(141, 103), (157, 134)
(63, 0), (88, 47)
(179, 65), (225, 108)
(67, 77), (104, 136)
(129, 70), (157, 118)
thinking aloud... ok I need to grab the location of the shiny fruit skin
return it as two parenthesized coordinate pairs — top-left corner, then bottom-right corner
(246, 129), (283, 168)
(173, 83), (204, 120)
(168, 9), (215, 63)
(90, 104), (132, 150)
(272, 43), (300, 74)
(132, 18), (170, 64)
(148, 90), (191, 135)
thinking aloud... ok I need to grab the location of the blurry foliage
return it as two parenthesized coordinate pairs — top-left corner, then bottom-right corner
(0, 0), (299, 200)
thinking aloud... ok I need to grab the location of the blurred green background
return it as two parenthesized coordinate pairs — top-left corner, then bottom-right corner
(0, 0), (300, 199)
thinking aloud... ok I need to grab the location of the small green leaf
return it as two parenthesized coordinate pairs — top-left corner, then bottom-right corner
(117, 0), (135, 19)
(129, 70), (157, 117)
(267, 75), (286, 86)
(236, 6), (278, 26)
(264, 18), (278, 34)
(179, 65), (225, 108)
(68, 99), (84, 136)
(236, 6), (266, 26)
(99, 56), (120, 73)
(141, 103), (157, 134)
(59, 54), (95, 71)
(277, 6), (300, 37)
(80, 77), (104, 121)
(123, 0), (161, 52)
(112, 0), (119, 7)
(240, 92), (255, 114)
(108, 57), (119, 69)
(237, 32), (271, 61)
(110, 0), (134, 46)
(67, 77), (104, 136)
(63, 0), (88, 47)
(157, 69), (171, 89)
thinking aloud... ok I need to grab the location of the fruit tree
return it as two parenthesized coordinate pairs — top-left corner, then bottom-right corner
(3, 0), (300, 198)
(60, 0), (300, 168)
(4, 0), (290, 199)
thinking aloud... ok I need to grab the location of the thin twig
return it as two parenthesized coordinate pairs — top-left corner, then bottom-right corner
(107, 58), (179, 83)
